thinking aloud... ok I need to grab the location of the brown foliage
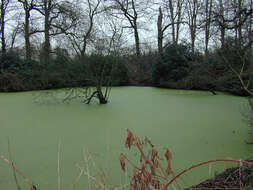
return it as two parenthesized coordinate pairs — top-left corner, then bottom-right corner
(121, 129), (174, 190)
(120, 153), (126, 171)
(165, 149), (172, 175)
(125, 129), (137, 149)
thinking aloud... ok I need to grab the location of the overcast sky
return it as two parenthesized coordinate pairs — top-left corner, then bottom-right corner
(2, 0), (241, 55)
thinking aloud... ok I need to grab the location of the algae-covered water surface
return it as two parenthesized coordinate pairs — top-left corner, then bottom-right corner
(0, 87), (252, 189)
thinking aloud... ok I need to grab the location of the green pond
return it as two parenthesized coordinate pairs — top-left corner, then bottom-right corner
(0, 87), (253, 189)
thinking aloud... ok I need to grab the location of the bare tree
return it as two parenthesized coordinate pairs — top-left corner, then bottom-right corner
(67, 0), (102, 57)
(9, 14), (23, 50)
(213, 0), (253, 48)
(215, 0), (253, 96)
(185, 0), (201, 53)
(39, 0), (52, 61)
(232, 0), (245, 46)
(108, 0), (145, 56)
(18, 0), (40, 59)
(104, 0), (152, 81)
(157, 6), (163, 53)
(81, 0), (101, 56)
(167, 0), (184, 45)
(34, 0), (78, 61)
(0, 0), (9, 54)
(203, 0), (213, 55)
(101, 11), (124, 55)
(238, 0), (244, 44)
(157, 0), (184, 53)
(216, 0), (226, 48)
(246, 0), (253, 52)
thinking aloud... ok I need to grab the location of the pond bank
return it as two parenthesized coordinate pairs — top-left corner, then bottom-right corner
(0, 83), (250, 97)
(185, 163), (253, 189)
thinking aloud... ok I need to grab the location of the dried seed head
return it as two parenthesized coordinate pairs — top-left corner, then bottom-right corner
(120, 153), (126, 171)
(125, 129), (137, 149)
(151, 149), (158, 167)
(145, 137), (154, 148)
(165, 148), (172, 161)
(165, 148), (172, 175)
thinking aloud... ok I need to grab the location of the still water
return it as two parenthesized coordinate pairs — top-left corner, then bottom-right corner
(0, 87), (252, 189)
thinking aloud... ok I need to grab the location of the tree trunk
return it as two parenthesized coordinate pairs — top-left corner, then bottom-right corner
(44, 14), (50, 61)
(175, 0), (182, 44)
(238, 0), (242, 47)
(249, 0), (253, 52)
(168, 0), (175, 44)
(0, 0), (7, 54)
(96, 85), (107, 104)
(133, 23), (141, 80)
(134, 24), (140, 56)
(187, 0), (198, 53)
(219, 0), (225, 49)
(81, 41), (87, 57)
(221, 27), (225, 49)
(190, 31), (195, 53)
(204, 0), (212, 56)
(81, 18), (93, 57)
(24, 10), (31, 59)
(157, 7), (163, 53)
(43, 0), (51, 62)
(249, 0), (253, 70)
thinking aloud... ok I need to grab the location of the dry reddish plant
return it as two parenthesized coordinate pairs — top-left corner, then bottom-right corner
(120, 129), (175, 190)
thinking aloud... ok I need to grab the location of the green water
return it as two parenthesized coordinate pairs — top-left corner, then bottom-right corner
(0, 87), (252, 189)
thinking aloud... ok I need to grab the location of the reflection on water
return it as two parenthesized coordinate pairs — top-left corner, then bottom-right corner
(0, 87), (252, 189)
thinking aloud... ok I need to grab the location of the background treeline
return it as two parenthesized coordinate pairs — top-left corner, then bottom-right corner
(0, 0), (252, 95)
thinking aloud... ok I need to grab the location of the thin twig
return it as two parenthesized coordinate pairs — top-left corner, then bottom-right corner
(0, 154), (35, 189)
(229, 64), (253, 96)
(224, 168), (238, 184)
(58, 140), (62, 190)
(72, 164), (84, 190)
(82, 148), (109, 190)
(7, 138), (22, 190)
(239, 160), (243, 187)
(83, 148), (92, 190)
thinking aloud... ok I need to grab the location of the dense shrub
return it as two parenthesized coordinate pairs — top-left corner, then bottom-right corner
(82, 54), (129, 86)
(216, 37), (251, 72)
(123, 53), (157, 85)
(0, 40), (251, 96)
(0, 51), (24, 72)
(152, 43), (202, 86)
(0, 52), (129, 91)
(209, 38), (252, 95)
(176, 38), (253, 95)
(0, 72), (26, 91)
